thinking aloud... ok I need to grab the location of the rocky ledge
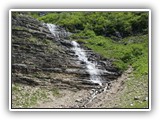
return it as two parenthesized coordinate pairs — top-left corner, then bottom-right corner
(11, 13), (121, 91)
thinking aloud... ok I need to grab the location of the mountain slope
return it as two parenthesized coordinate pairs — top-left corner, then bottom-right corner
(11, 13), (121, 108)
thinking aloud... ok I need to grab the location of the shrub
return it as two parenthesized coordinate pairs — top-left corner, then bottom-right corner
(84, 35), (148, 76)
(37, 12), (149, 38)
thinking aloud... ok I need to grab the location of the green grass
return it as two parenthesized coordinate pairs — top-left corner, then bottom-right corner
(13, 12), (149, 108)
(78, 35), (148, 77)
(37, 12), (148, 37)
(77, 35), (149, 108)
(50, 87), (60, 96)
(12, 83), (60, 108)
(120, 75), (148, 108)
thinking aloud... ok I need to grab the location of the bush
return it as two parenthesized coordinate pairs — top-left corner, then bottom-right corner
(37, 12), (149, 38)
(84, 35), (148, 76)
(71, 29), (96, 39)
(34, 12), (149, 76)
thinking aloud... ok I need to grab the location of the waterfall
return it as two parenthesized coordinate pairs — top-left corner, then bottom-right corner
(71, 41), (102, 86)
(47, 23), (71, 40)
(46, 23), (102, 86)
(47, 24), (57, 36)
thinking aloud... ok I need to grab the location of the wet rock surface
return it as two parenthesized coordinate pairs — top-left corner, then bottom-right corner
(12, 14), (120, 90)
(11, 14), (122, 108)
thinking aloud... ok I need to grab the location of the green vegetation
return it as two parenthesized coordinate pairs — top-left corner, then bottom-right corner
(118, 75), (148, 108)
(80, 35), (148, 77)
(24, 11), (149, 108)
(12, 83), (60, 108)
(37, 12), (148, 38)
(35, 11), (149, 77)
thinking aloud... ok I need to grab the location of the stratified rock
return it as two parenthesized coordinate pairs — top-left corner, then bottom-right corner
(12, 63), (28, 73)
(42, 68), (63, 72)
(11, 13), (121, 91)
(60, 40), (73, 47)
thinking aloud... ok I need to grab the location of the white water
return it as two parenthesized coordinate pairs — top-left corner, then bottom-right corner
(47, 24), (59, 39)
(71, 41), (102, 86)
(47, 23), (71, 40)
(46, 23), (102, 86)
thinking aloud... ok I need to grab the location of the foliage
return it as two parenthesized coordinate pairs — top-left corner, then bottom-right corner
(13, 12), (149, 108)
(37, 11), (149, 38)
(80, 35), (148, 76)
(33, 11), (149, 76)
(71, 29), (96, 39)
(29, 12), (39, 18)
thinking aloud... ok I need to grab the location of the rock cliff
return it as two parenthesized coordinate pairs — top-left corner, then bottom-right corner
(12, 13), (121, 90)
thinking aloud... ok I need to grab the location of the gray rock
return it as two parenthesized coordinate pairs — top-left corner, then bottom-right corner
(12, 63), (27, 68)
(11, 13), (121, 91)
(80, 61), (86, 64)
(134, 96), (140, 100)
(42, 68), (63, 72)
(65, 68), (89, 75)
(130, 103), (134, 106)
(143, 97), (148, 101)
(75, 98), (82, 103)
(60, 40), (72, 47)
(12, 63), (28, 73)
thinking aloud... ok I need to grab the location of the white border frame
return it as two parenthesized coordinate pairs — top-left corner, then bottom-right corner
(9, 9), (151, 111)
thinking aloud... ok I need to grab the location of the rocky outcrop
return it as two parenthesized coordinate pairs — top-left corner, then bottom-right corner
(11, 13), (121, 91)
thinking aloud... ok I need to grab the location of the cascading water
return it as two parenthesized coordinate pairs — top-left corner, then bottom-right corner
(47, 23), (71, 40)
(71, 41), (102, 86)
(47, 24), (57, 36)
(46, 23), (102, 86)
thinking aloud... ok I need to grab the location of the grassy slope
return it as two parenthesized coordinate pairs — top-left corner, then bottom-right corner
(12, 83), (60, 108)
(122, 75), (148, 108)
(28, 12), (149, 108)
(77, 35), (149, 108)
(78, 35), (148, 75)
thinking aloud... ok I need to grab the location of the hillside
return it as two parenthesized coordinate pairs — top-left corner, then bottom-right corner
(11, 11), (149, 109)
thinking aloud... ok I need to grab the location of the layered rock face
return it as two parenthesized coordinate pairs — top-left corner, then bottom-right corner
(11, 13), (120, 91)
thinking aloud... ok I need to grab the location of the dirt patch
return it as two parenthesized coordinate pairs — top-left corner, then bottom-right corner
(33, 67), (133, 108)
(12, 66), (148, 109)
(35, 89), (90, 108)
